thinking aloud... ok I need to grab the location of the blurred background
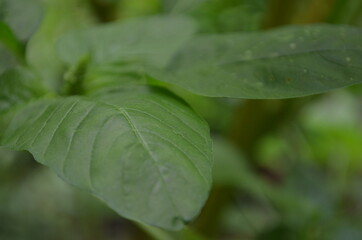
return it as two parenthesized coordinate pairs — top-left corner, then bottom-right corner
(1, 0), (362, 239)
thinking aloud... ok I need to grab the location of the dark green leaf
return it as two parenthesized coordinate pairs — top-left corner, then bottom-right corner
(152, 24), (362, 98)
(0, 89), (212, 230)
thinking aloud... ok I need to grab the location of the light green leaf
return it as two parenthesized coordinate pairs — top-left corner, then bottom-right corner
(152, 24), (362, 98)
(0, 89), (212, 230)
(26, 0), (94, 89)
(57, 15), (197, 68)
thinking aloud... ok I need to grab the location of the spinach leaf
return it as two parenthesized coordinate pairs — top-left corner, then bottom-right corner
(0, 85), (212, 230)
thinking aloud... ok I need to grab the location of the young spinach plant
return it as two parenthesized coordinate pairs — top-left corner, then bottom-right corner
(1, 1), (362, 231)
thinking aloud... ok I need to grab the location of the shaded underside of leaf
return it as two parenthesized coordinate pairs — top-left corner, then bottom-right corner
(152, 24), (362, 99)
(0, 89), (212, 230)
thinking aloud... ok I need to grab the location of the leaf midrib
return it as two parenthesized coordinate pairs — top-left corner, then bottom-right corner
(114, 105), (184, 220)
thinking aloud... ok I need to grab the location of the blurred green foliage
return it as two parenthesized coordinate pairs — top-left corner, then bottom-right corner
(1, 0), (362, 239)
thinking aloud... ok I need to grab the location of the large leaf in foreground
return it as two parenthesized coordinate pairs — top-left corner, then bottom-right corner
(57, 15), (196, 68)
(0, 89), (212, 230)
(153, 24), (362, 98)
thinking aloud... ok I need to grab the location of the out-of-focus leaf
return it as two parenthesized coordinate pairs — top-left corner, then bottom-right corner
(191, 0), (267, 33)
(152, 24), (362, 99)
(0, 89), (212, 230)
(0, 45), (17, 74)
(212, 137), (251, 186)
(0, 68), (48, 114)
(26, 0), (93, 90)
(212, 137), (275, 199)
(1, 0), (42, 41)
(57, 15), (196, 68)
(162, 0), (206, 13)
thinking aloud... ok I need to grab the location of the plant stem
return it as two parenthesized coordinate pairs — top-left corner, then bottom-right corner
(62, 55), (90, 96)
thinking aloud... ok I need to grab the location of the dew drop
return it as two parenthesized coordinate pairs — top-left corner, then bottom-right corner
(345, 57), (351, 62)
(244, 50), (253, 59)
(289, 43), (297, 49)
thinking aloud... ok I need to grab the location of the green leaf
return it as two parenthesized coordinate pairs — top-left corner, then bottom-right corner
(0, 89), (212, 230)
(0, 68), (48, 114)
(57, 15), (197, 68)
(152, 24), (362, 98)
